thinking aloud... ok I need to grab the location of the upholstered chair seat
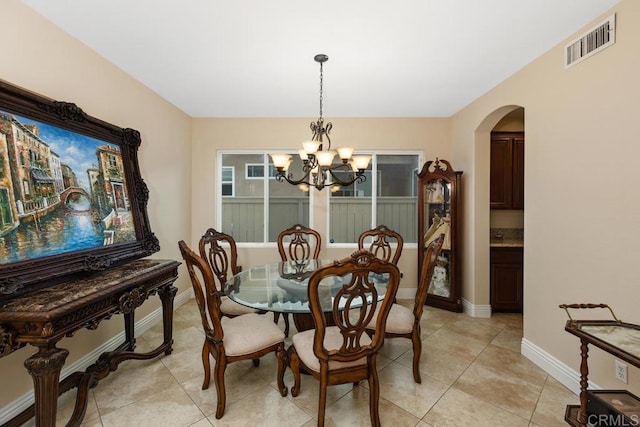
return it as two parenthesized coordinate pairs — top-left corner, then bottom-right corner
(220, 313), (285, 357)
(291, 326), (372, 372)
(220, 297), (256, 317)
(367, 304), (414, 334)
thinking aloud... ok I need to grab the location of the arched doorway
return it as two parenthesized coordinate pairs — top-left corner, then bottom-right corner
(470, 105), (525, 316)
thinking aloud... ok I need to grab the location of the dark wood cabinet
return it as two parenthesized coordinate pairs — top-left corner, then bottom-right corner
(490, 132), (524, 210)
(417, 159), (463, 312)
(490, 247), (523, 312)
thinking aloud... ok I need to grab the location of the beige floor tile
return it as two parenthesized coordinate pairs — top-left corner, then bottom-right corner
(93, 354), (181, 415)
(446, 316), (504, 343)
(376, 335), (412, 360)
(181, 361), (271, 418)
(161, 345), (206, 384)
(396, 343), (472, 386)
(474, 344), (547, 388)
(530, 377), (578, 427)
(423, 328), (488, 362)
(142, 313), (201, 347)
(491, 326), (524, 353)
(453, 361), (542, 420)
(189, 418), (214, 427)
(376, 361), (449, 418)
(322, 386), (420, 426)
(208, 386), (311, 427)
(424, 388), (530, 427)
(284, 374), (356, 417)
(100, 381), (204, 427)
(23, 302), (564, 427)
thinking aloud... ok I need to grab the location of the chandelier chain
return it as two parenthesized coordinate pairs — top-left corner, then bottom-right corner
(319, 61), (323, 119)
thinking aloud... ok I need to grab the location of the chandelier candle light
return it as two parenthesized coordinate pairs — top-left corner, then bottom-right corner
(270, 54), (371, 191)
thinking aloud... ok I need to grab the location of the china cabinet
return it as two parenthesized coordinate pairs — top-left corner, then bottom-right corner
(417, 159), (462, 312)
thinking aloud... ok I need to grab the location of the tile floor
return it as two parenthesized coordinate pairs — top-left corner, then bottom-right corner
(38, 300), (578, 426)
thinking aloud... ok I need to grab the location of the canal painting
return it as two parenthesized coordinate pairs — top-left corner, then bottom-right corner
(0, 109), (136, 264)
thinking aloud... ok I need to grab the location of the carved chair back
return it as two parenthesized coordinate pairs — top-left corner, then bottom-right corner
(277, 224), (321, 262)
(179, 240), (224, 343)
(308, 249), (400, 364)
(414, 233), (445, 321)
(198, 228), (241, 294)
(358, 225), (404, 265)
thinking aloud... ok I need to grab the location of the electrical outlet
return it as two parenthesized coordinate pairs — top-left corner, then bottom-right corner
(615, 360), (628, 384)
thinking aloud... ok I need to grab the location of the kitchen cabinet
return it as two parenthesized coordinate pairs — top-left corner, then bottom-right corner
(490, 246), (523, 312)
(490, 131), (524, 210)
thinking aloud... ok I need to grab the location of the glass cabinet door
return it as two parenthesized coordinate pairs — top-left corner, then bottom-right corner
(417, 159), (462, 312)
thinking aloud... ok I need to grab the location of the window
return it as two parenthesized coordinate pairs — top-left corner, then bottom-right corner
(221, 166), (234, 197)
(329, 152), (420, 244)
(219, 152), (309, 243)
(245, 163), (278, 179)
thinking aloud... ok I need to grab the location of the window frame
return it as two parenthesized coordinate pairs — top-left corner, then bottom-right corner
(217, 150), (314, 247)
(326, 150), (422, 247)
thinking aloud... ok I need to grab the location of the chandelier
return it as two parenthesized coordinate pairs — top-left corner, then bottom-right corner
(270, 54), (371, 191)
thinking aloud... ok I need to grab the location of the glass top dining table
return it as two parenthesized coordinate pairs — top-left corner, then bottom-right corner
(223, 259), (390, 315)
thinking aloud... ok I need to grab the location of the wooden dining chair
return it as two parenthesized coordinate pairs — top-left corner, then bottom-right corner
(178, 240), (288, 419)
(275, 224), (322, 336)
(284, 250), (400, 427)
(365, 233), (445, 383)
(198, 228), (257, 318)
(358, 224), (404, 265)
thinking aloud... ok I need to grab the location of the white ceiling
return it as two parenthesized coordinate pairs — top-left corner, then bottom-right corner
(21, 0), (619, 118)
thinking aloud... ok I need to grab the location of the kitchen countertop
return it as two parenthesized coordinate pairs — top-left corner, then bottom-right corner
(490, 239), (524, 248)
(490, 228), (523, 248)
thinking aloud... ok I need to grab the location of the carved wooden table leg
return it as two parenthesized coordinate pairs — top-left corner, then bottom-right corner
(578, 338), (589, 427)
(124, 310), (136, 351)
(159, 284), (177, 355)
(24, 347), (69, 427)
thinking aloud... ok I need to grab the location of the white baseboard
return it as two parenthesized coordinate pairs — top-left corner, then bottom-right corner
(521, 337), (599, 395)
(396, 287), (417, 300)
(0, 289), (192, 425)
(462, 298), (492, 318)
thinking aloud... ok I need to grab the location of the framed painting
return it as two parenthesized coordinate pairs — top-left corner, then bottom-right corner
(0, 79), (159, 302)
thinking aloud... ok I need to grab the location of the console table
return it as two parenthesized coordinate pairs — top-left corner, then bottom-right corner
(0, 258), (180, 427)
(560, 304), (640, 426)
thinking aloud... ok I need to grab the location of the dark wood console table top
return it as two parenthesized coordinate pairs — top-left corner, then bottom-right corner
(0, 258), (180, 427)
(560, 304), (640, 426)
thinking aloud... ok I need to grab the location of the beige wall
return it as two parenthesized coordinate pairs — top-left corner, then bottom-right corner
(2, 0), (637, 414)
(191, 117), (451, 287)
(452, 0), (639, 392)
(0, 0), (192, 407)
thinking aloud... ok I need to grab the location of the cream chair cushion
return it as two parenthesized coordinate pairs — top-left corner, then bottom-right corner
(292, 326), (372, 372)
(220, 296), (258, 316)
(221, 313), (285, 356)
(366, 304), (413, 334)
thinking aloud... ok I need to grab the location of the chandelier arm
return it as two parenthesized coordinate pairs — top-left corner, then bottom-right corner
(275, 171), (314, 187)
(325, 168), (367, 186)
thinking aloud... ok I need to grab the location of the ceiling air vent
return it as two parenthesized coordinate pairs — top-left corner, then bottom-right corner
(565, 13), (616, 68)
